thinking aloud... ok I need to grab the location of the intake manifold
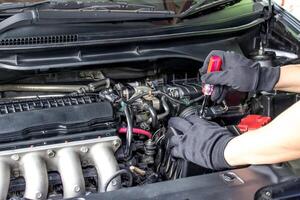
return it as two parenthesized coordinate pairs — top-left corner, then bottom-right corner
(0, 136), (121, 200)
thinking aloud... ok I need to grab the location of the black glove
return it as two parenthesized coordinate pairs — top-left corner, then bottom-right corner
(200, 50), (281, 103)
(168, 115), (235, 170)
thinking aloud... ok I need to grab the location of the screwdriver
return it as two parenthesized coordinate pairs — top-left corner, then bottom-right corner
(199, 55), (223, 117)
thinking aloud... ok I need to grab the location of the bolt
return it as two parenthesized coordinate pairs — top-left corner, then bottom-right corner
(35, 192), (42, 199)
(80, 146), (89, 153)
(112, 140), (120, 148)
(79, 71), (85, 78)
(11, 154), (20, 161)
(265, 191), (271, 197)
(47, 150), (55, 158)
(12, 170), (20, 178)
(111, 179), (117, 186)
(74, 185), (81, 193)
(81, 160), (88, 167)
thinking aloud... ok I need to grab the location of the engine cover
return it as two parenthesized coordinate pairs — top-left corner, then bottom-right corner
(0, 95), (116, 150)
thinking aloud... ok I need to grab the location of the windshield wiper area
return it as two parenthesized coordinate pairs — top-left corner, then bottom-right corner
(0, 1), (164, 13)
(179, 0), (240, 19)
(0, 8), (175, 34)
(0, 0), (176, 33)
(69, 2), (157, 11)
(0, 0), (51, 12)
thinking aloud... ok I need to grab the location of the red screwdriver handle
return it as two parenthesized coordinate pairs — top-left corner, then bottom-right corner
(202, 55), (223, 96)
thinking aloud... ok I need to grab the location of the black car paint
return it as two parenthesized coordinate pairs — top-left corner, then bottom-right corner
(0, 0), (263, 91)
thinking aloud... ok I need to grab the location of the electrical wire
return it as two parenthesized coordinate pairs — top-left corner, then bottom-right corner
(118, 127), (152, 139)
(104, 169), (133, 192)
(154, 91), (187, 105)
(155, 134), (165, 145)
(124, 104), (133, 155)
(123, 90), (203, 106)
(154, 91), (204, 106)
(124, 92), (148, 104)
(152, 128), (161, 140)
(188, 95), (205, 104)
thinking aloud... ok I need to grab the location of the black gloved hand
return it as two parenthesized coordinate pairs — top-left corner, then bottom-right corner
(168, 115), (235, 170)
(200, 50), (281, 103)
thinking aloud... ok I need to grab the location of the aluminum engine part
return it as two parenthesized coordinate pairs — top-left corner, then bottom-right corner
(0, 136), (121, 200)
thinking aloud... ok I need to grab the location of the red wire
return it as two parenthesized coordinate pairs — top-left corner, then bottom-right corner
(118, 127), (152, 139)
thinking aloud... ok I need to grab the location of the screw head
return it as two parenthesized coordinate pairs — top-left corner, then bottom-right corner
(11, 154), (20, 161)
(47, 150), (55, 158)
(111, 179), (117, 186)
(80, 146), (89, 153)
(81, 160), (88, 167)
(265, 191), (271, 197)
(112, 140), (121, 148)
(12, 170), (20, 178)
(35, 192), (42, 199)
(74, 185), (81, 193)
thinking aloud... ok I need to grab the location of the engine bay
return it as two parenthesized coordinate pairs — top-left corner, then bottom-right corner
(0, 0), (298, 198)
(0, 40), (297, 199)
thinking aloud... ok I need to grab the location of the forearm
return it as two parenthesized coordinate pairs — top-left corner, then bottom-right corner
(275, 64), (300, 93)
(224, 101), (300, 166)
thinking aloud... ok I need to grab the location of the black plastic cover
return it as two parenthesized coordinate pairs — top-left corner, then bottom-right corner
(0, 101), (114, 143)
(255, 177), (300, 199)
(259, 93), (298, 118)
(83, 165), (295, 200)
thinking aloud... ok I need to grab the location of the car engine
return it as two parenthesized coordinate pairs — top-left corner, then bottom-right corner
(0, 45), (298, 200)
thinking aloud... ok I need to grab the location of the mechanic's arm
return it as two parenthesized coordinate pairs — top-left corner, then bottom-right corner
(168, 98), (300, 170)
(167, 51), (300, 170)
(275, 64), (300, 93)
(225, 100), (300, 166)
(168, 102), (300, 170)
(200, 51), (300, 166)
